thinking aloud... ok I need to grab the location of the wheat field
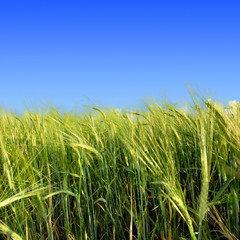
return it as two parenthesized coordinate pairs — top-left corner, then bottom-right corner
(0, 94), (239, 239)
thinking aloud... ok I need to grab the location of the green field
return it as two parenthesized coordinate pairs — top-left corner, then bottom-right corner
(0, 94), (239, 240)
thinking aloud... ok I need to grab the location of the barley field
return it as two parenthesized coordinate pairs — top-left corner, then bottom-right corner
(0, 94), (239, 240)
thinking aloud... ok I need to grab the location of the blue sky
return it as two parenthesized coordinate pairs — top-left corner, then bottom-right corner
(0, 0), (240, 112)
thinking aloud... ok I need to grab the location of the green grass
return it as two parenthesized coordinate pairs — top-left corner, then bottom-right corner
(0, 93), (239, 239)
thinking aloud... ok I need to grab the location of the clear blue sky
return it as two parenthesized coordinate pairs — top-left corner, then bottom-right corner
(1, 0), (240, 112)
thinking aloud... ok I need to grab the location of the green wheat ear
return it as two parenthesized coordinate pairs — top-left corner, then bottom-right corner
(197, 124), (209, 239)
(0, 221), (23, 240)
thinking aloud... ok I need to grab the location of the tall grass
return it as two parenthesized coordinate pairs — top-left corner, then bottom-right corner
(0, 94), (239, 239)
